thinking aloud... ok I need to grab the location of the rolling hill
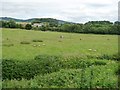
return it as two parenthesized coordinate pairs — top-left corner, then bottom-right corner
(0, 17), (73, 24)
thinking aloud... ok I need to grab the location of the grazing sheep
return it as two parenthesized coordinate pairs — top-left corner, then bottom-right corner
(42, 44), (46, 46)
(93, 50), (97, 52)
(38, 45), (41, 47)
(33, 45), (37, 47)
(60, 35), (64, 38)
(88, 49), (92, 51)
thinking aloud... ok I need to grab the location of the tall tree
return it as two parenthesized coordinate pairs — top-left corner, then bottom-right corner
(25, 24), (32, 30)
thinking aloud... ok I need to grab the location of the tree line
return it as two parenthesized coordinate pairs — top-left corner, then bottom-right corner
(0, 20), (119, 35)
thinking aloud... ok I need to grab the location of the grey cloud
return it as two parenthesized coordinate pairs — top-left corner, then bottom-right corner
(86, 3), (110, 8)
(1, 0), (118, 23)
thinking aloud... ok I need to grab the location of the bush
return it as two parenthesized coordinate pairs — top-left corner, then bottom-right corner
(115, 62), (120, 75)
(115, 68), (120, 75)
(2, 55), (108, 80)
(94, 60), (107, 65)
(2, 59), (39, 80)
(97, 53), (119, 61)
(25, 24), (32, 30)
(32, 40), (43, 42)
(61, 57), (107, 69)
(3, 66), (117, 88)
(34, 55), (63, 74)
(62, 57), (89, 69)
(112, 53), (120, 61)
(3, 44), (14, 47)
(2, 55), (63, 80)
(20, 41), (30, 44)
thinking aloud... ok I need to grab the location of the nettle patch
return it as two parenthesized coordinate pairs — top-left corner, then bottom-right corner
(2, 55), (108, 80)
(2, 56), (62, 80)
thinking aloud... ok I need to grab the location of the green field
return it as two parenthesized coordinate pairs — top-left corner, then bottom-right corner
(2, 28), (119, 88)
(2, 28), (118, 60)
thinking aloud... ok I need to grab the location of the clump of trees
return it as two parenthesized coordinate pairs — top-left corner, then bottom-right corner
(25, 24), (32, 30)
(0, 20), (119, 35)
(0, 20), (24, 29)
(83, 21), (119, 34)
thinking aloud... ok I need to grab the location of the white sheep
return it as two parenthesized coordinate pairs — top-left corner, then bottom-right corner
(42, 44), (46, 46)
(33, 45), (37, 47)
(88, 49), (92, 51)
(93, 50), (97, 52)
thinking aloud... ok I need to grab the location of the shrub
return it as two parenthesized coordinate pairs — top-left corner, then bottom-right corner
(86, 53), (119, 61)
(112, 53), (120, 61)
(61, 57), (106, 69)
(98, 54), (112, 60)
(25, 24), (32, 30)
(3, 44), (14, 47)
(2, 55), (108, 80)
(33, 69), (83, 88)
(62, 58), (89, 69)
(2, 59), (36, 80)
(32, 39), (43, 42)
(2, 79), (32, 88)
(2, 55), (63, 80)
(115, 68), (120, 75)
(2, 65), (118, 88)
(94, 60), (107, 65)
(115, 62), (120, 75)
(97, 54), (119, 61)
(30, 66), (118, 88)
(20, 41), (30, 44)
(34, 55), (63, 74)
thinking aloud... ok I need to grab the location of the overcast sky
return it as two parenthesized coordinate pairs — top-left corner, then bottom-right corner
(1, 0), (119, 23)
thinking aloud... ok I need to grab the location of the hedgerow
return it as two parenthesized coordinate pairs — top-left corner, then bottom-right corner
(2, 55), (109, 80)
(2, 55), (62, 80)
(2, 66), (118, 88)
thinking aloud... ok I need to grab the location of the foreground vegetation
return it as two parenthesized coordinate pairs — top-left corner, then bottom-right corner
(2, 28), (119, 88)
(2, 55), (119, 88)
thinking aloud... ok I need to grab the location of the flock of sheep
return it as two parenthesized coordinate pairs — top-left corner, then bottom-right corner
(32, 35), (64, 47)
(88, 49), (97, 52)
(32, 44), (46, 47)
(4, 35), (109, 53)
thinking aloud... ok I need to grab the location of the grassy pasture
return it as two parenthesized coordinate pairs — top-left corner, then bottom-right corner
(2, 28), (118, 60)
(1, 28), (119, 88)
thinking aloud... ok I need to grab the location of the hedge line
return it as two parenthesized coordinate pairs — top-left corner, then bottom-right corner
(2, 55), (109, 80)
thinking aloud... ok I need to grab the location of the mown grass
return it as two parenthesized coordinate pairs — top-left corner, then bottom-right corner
(2, 28), (119, 88)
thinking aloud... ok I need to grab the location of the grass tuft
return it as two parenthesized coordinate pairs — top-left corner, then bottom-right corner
(32, 39), (43, 42)
(20, 41), (31, 44)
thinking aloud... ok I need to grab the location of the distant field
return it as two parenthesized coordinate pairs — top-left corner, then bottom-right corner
(2, 28), (118, 60)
